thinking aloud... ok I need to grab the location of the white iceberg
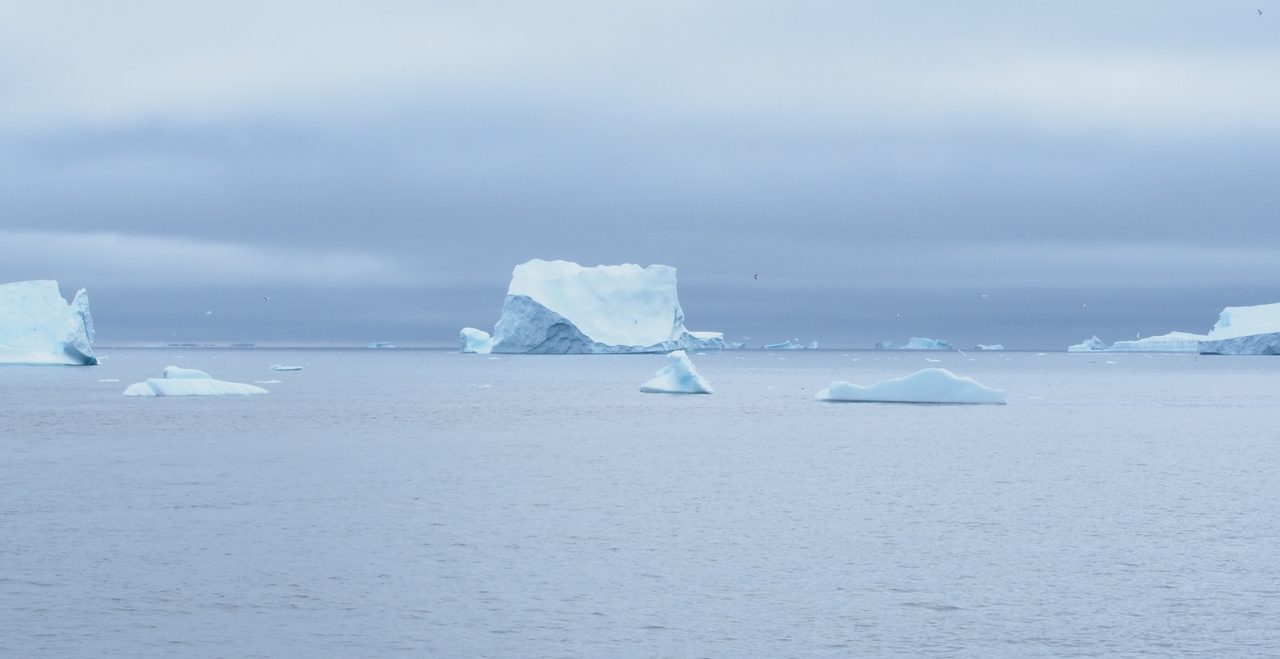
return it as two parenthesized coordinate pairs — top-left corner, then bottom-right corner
(975, 344), (1005, 351)
(815, 368), (1006, 405)
(1105, 331), (1204, 353)
(0, 280), (97, 365)
(1195, 302), (1280, 355)
(269, 364), (303, 371)
(124, 366), (268, 397)
(469, 260), (724, 354)
(459, 327), (494, 354)
(876, 337), (953, 351)
(367, 341), (395, 349)
(639, 350), (713, 394)
(1067, 336), (1107, 352)
(764, 338), (806, 350)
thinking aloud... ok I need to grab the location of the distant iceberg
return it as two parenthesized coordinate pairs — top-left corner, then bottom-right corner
(974, 344), (1005, 351)
(876, 337), (952, 351)
(0, 280), (97, 365)
(124, 366), (267, 396)
(1106, 332), (1204, 353)
(1067, 336), (1107, 352)
(764, 338), (812, 350)
(1195, 302), (1280, 355)
(465, 260), (723, 354)
(816, 368), (1006, 404)
(367, 341), (395, 349)
(459, 327), (494, 354)
(639, 350), (713, 394)
(269, 364), (303, 372)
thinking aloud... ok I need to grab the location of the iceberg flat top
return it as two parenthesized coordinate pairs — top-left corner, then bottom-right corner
(1207, 302), (1280, 340)
(1106, 331), (1204, 352)
(816, 368), (1006, 405)
(639, 350), (713, 394)
(507, 260), (682, 348)
(0, 279), (97, 365)
(124, 365), (267, 396)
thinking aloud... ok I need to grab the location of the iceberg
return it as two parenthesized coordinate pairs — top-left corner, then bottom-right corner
(1199, 332), (1280, 356)
(876, 337), (953, 351)
(367, 341), (395, 349)
(764, 338), (806, 350)
(0, 280), (98, 365)
(269, 364), (303, 371)
(459, 327), (494, 354)
(639, 350), (713, 394)
(123, 366), (268, 396)
(815, 368), (1006, 405)
(1195, 302), (1280, 355)
(470, 260), (724, 354)
(1105, 331), (1204, 353)
(974, 344), (1005, 351)
(1067, 336), (1107, 352)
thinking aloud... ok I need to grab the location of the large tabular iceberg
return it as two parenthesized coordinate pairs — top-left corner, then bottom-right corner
(1196, 303), (1280, 355)
(0, 280), (98, 365)
(1105, 331), (1204, 353)
(124, 366), (268, 396)
(466, 260), (724, 354)
(639, 350), (713, 394)
(815, 368), (1006, 405)
(876, 337), (953, 351)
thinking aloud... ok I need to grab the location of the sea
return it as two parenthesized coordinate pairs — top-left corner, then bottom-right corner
(3, 348), (1279, 657)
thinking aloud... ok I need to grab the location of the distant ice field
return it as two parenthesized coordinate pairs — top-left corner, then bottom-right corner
(3, 349), (1279, 656)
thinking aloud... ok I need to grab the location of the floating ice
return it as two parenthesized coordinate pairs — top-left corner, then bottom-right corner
(764, 338), (806, 350)
(124, 366), (267, 397)
(639, 350), (713, 394)
(367, 341), (395, 349)
(269, 364), (303, 371)
(459, 327), (494, 354)
(0, 280), (97, 365)
(468, 260), (723, 354)
(816, 368), (1006, 405)
(1067, 336), (1107, 352)
(1195, 302), (1280, 354)
(975, 344), (1005, 351)
(876, 337), (953, 351)
(1199, 332), (1280, 356)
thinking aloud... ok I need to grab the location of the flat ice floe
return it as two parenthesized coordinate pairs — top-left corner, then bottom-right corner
(876, 337), (953, 351)
(639, 350), (713, 394)
(269, 364), (303, 371)
(0, 280), (98, 365)
(815, 368), (1006, 404)
(124, 366), (268, 397)
(975, 344), (1005, 351)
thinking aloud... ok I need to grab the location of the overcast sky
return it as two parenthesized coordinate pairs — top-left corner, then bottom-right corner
(2, 1), (1278, 348)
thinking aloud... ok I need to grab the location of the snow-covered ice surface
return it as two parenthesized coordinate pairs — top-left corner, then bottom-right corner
(876, 337), (953, 350)
(5, 348), (1280, 656)
(123, 365), (268, 396)
(0, 280), (97, 365)
(816, 368), (1006, 404)
(1205, 302), (1280, 340)
(639, 350), (713, 394)
(476, 260), (723, 354)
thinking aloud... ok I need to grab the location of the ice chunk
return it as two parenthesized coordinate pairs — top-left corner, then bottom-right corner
(475, 260), (723, 354)
(460, 327), (494, 354)
(367, 341), (395, 349)
(1105, 331), (1204, 352)
(124, 366), (267, 396)
(876, 337), (953, 351)
(269, 364), (303, 371)
(1067, 336), (1107, 352)
(816, 368), (1006, 405)
(0, 280), (98, 365)
(764, 338), (806, 350)
(974, 344), (1005, 351)
(639, 350), (713, 394)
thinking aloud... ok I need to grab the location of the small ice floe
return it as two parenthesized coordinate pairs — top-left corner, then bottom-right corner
(815, 368), (1006, 405)
(124, 366), (267, 397)
(254, 379), (283, 384)
(640, 350), (712, 394)
(269, 364), (303, 372)
(487, 356), (501, 361)
(925, 358), (942, 363)
(469, 384), (493, 389)
(1105, 360), (1118, 365)
(367, 341), (395, 349)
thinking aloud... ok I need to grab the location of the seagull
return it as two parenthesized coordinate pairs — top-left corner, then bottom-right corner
(896, 313), (902, 319)
(1082, 303), (1088, 309)
(204, 310), (213, 316)
(1260, 9), (1264, 15)
(980, 293), (989, 299)
(753, 273), (758, 280)
(263, 296), (270, 304)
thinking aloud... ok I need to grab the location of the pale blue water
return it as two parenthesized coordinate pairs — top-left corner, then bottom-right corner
(3, 349), (1279, 657)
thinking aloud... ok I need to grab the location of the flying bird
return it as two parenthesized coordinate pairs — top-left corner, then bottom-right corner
(753, 273), (758, 280)
(204, 310), (213, 316)
(1260, 9), (1264, 15)
(263, 296), (270, 304)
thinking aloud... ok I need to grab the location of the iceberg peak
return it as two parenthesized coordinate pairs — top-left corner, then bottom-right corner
(0, 280), (98, 365)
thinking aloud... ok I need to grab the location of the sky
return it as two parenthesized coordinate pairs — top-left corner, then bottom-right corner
(2, 1), (1278, 348)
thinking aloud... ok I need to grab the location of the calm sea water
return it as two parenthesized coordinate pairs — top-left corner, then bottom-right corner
(3, 348), (1279, 657)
